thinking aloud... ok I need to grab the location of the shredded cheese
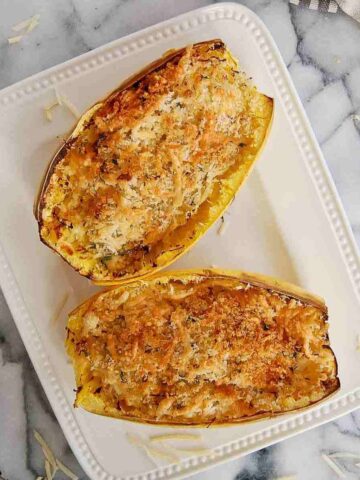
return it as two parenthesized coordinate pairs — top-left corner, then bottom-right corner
(34, 430), (79, 480)
(56, 459), (79, 480)
(142, 446), (161, 467)
(127, 432), (151, 448)
(55, 87), (63, 106)
(8, 14), (40, 44)
(12, 14), (40, 32)
(167, 288), (194, 300)
(322, 454), (346, 478)
(127, 433), (179, 464)
(34, 430), (57, 472)
(45, 88), (79, 122)
(146, 446), (179, 462)
(149, 433), (202, 443)
(12, 18), (32, 31)
(45, 108), (53, 122)
(61, 95), (80, 118)
(45, 459), (54, 480)
(130, 432), (210, 462)
(118, 291), (130, 305)
(8, 35), (23, 44)
(274, 477), (297, 480)
(329, 452), (360, 460)
(26, 15), (40, 33)
(44, 101), (60, 122)
(56, 91), (80, 118)
(168, 446), (211, 455)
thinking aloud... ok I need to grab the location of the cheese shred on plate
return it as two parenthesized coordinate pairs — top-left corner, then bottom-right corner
(33, 430), (78, 480)
(44, 90), (79, 122)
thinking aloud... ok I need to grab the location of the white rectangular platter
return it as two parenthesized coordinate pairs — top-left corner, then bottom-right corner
(0, 3), (360, 479)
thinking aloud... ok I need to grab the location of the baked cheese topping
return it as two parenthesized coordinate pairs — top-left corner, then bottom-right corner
(67, 276), (339, 424)
(39, 40), (273, 281)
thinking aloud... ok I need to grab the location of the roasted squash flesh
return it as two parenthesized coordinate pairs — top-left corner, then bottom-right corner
(36, 40), (273, 284)
(66, 270), (339, 425)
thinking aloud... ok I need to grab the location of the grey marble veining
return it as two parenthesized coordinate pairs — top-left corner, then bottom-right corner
(0, 1), (360, 479)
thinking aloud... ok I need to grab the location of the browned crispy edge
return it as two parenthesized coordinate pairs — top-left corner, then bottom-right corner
(75, 385), (340, 427)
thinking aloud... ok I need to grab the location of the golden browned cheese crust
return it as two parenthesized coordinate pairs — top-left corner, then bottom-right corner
(66, 271), (339, 425)
(37, 40), (273, 283)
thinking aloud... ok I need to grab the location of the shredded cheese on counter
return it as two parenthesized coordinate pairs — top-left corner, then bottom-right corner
(34, 430), (78, 479)
(56, 459), (79, 480)
(8, 35), (23, 44)
(322, 454), (346, 478)
(12, 14), (40, 32)
(26, 15), (40, 33)
(329, 452), (360, 460)
(8, 14), (39, 44)
(44, 460), (53, 480)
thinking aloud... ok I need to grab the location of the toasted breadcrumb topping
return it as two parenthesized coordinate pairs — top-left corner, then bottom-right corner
(40, 40), (272, 281)
(67, 277), (339, 424)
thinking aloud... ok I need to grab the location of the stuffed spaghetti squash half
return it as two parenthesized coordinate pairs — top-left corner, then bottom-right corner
(36, 40), (273, 284)
(66, 270), (339, 425)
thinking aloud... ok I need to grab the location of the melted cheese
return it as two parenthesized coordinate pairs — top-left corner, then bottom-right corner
(67, 276), (339, 425)
(39, 40), (273, 281)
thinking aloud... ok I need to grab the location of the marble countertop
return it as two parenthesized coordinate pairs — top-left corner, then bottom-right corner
(1, 1), (360, 479)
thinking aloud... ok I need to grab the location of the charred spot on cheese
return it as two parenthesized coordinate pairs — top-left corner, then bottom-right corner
(37, 40), (273, 283)
(66, 271), (339, 425)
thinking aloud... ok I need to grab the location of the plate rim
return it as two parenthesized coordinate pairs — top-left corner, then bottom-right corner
(1, 2), (360, 479)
